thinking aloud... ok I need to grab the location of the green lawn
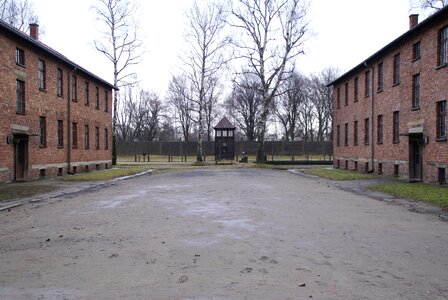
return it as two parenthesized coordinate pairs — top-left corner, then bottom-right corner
(63, 166), (150, 181)
(303, 167), (379, 180)
(0, 185), (57, 202)
(370, 182), (448, 209)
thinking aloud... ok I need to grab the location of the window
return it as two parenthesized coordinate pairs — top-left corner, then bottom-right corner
(354, 77), (359, 101)
(16, 48), (25, 65)
(364, 118), (369, 145)
(377, 62), (383, 92)
(216, 130), (221, 137)
(57, 68), (63, 96)
(72, 75), (77, 101)
(104, 128), (109, 150)
(412, 74), (420, 109)
(57, 120), (63, 148)
(84, 125), (90, 149)
(337, 87), (341, 108)
(228, 130), (234, 137)
(438, 26), (448, 66)
(336, 125), (340, 146)
(344, 123), (348, 146)
(223, 130), (228, 137)
(95, 127), (100, 150)
(95, 86), (99, 110)
(364, 70), (370, 97)
(16, 80), (25, 114)
(438, 168), (446, 184)
(72, 122), (78, 148)
(413, 41), (421, 61)
(354, 120), (358, 146)
(393, 111), (400, 143)
(393, 54), (400, 85)
(38, 59), (46, 90)
(84, 81), (89, 105)
(377, 114), (383, 144)
(104, 90), (108, 112)
(344, 82), (349, 106)
(437, 100), (446, 139)
(39, 116), (46, 147)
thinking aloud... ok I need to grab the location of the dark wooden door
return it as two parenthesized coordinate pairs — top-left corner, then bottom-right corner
(409, 137), (422, 181)
(14, 136), (28, 181)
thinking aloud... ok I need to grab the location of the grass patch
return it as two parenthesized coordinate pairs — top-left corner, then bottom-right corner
(303, 167), (379, 180)
(0, 185), (57, 202)
(369, 182), (448, 209)
(63, 166), (149, 181)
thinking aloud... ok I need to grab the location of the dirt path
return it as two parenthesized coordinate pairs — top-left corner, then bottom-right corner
(1, 168), (447, 299)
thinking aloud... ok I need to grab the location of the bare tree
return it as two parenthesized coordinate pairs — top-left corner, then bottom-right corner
(411, 0), (447, 11)
(182, 0), (230, 162)
(204, 76), (222, 141)
(92, 0), (143, 164)
(230, 0), (309, 163)
(224, 72), (263, 141)
(273, 72), (307, 142)
(116, 86), (136, 142)
(167, 75), (194, 143)
(0, 0), (38, 31)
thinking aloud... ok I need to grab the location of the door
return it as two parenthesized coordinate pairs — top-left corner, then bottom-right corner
(409, 136), (422, 181)
(14, 135), (28, 181)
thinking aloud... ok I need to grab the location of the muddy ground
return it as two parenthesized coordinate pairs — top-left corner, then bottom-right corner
(0, 168), (447, 299)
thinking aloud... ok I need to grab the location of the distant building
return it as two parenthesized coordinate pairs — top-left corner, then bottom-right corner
(0, 21), (117, 182)
(329, 7), (448, 183)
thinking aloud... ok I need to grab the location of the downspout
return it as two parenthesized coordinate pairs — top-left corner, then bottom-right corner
(364, 61), (375, 173)
(67, 67), (78, 174)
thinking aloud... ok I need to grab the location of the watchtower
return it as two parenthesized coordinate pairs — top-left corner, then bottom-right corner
(214, 117), (236, 162)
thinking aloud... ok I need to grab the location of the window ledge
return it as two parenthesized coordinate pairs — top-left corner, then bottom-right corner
(393, 140), (400, 144)
(412, 106), (420, 111)
(377, 89), (383, 93)
(72, 146), (78, 149)
(57, 146), (64, 149)
(57, 94), (63, 98)
(16, 63), (26, 68)
(412, 57), (420, 63)
(377, 141), (383, 145)
(436, 137), (447, 142)
(392, 82), (400, 87)
(16, 111), (26, 115)
(436, 63), (447, 70)
(39, 88), (47, 92)
(39, 145), (47, 148)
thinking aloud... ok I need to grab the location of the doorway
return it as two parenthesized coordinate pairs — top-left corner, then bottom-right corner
(14, 135), (28, 181)
(409, 135), (423, 181)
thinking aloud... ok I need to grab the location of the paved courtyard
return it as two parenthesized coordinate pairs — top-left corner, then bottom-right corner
(1, 168), (447, 299)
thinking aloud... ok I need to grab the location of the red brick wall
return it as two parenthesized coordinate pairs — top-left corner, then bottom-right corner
(333, 16), (448, 182)
(0, 29), (113, 182)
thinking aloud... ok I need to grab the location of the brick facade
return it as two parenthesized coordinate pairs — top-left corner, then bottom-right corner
(0, 21), (116, 182)
(330, 7), (448, 183)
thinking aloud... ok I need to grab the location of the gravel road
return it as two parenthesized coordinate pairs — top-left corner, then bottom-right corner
(1, 168), (447, 299)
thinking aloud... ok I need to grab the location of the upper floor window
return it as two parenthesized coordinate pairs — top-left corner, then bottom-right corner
(364, 70), (370, 97)
(104, 128), (109, 150)
(16, 80), (25, 114)
(412, 73), (420, 109)
(377, 62), (383, 92)
(72, 75), (77, 101)
(57, 68), (63, 96)
(104, 90), (109, 112)
(85, 125), (90, 149)
(72, 122), (78, 149)
(95, 86), (99, 110)
(39, 116), (46, 147)
(16, 48), (25, 66)
(84, 81), (89, 105)
(57, 120), (64, 148)
(438, 26), (448, 66)
(377, 114), (383, 144)
(437, 100), (446, 140)
(393, 54), (400, 85)
(38, 59), (46, 90)
(336, 87), (341, 109)
(354, 77), (359, 101)
(95, 127), (100, 150)
(344, 82), (348, 106)
(413, 41), (421, 61)
(393, 111), (400, 143)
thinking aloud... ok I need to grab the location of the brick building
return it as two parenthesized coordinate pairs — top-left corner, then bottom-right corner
(0, 20), (117, 182)
(330, 6), (448, 183)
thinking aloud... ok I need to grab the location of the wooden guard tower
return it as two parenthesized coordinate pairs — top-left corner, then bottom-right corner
(214, 117), (236, 162)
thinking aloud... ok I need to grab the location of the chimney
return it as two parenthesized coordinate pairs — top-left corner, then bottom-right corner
(409, 14), (419, 29)
(29, 23), (39, 40)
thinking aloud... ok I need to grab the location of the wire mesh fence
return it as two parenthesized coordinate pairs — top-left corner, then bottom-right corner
(117, 140), (332, 163)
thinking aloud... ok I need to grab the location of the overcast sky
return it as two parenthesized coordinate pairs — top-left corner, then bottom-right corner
(33, 0), (418, 96)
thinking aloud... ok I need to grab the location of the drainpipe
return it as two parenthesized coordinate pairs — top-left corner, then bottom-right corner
(67, 67), (78, 174)
(364, 61), (375, 173)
